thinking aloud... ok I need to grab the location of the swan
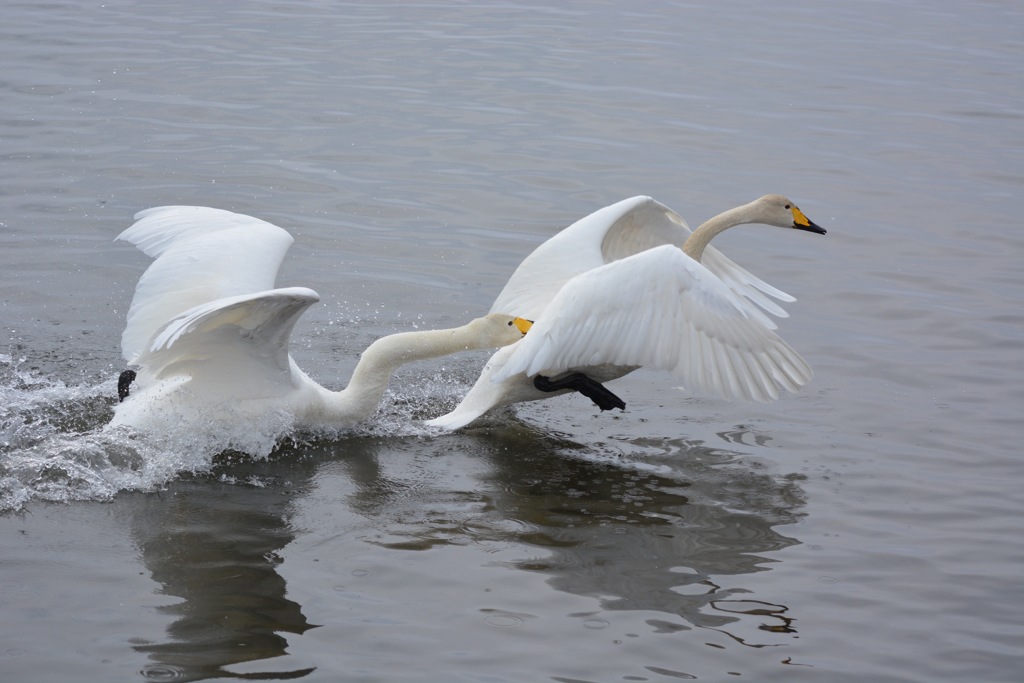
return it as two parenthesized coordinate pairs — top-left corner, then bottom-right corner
(110, 206), (531, 437)
(426, 194), (826, 430)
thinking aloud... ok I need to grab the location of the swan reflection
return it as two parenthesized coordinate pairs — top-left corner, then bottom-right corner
(126, 422), (806, 679)
(126, 461), (320, 682)
(355, 422), (807, 648)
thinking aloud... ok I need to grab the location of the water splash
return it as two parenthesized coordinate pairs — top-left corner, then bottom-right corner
(0, 352), (702, 513)
(1, 353), (121, 510)
(0, 354), (471, 512)
(0, 353), (295, 512)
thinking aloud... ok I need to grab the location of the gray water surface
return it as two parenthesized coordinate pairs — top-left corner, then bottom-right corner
(2, 1), (1022, 681)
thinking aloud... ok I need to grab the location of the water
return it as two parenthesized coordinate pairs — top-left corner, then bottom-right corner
(2, 0), (1022, 680)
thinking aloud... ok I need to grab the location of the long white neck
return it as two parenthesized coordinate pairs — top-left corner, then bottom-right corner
(317, 323), (498, 423)
(682, 200), (761, 262)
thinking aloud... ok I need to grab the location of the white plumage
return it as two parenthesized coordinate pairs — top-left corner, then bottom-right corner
(110, 207), (528, 438)
(426, 194), (825, 430)
(119, 206), (294, 365)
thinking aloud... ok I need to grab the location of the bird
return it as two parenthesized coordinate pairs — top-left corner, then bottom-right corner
(110, 206), (531, 437)
(425, 194), (826, 430)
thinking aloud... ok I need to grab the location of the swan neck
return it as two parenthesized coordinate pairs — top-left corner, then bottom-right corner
(322, 324), (493, 420)
(682, 201), (759, 262)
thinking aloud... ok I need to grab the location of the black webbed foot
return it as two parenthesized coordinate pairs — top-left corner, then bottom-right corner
(118, 369), (137, 402)
(533, 373), (626, 412)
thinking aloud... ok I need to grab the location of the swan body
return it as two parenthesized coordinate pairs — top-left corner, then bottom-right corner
(426, 194), (825, 430)
(111, 206), (529, 437)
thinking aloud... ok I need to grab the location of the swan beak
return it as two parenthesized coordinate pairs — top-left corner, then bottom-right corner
(513, 317), (534, 335)
(791, 207), (827, 235)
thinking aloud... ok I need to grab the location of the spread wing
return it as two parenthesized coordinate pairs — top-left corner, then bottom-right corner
(132, 287), (319, 395)
(489, 196), (795, 329)
(117, 206), (295, 363)
(494, 245), (811, 402)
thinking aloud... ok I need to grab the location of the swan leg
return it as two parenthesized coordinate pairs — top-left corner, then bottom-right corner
(533, 374), (626, 412)
(118, 369), (137, 402)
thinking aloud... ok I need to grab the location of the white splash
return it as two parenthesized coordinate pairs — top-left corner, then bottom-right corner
(0, 354), (461, 512)
(0, 354), (297, 511)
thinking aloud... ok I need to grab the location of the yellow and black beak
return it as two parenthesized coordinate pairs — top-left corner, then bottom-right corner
(791, 206), (827, 235)
(513, 317), (533, 335)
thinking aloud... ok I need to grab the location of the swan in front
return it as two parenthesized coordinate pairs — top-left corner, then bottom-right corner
(426, 194), (826, 430)
(110, 206), (530, 443)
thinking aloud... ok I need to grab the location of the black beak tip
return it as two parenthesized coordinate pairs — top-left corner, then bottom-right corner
(798, 221), (827, 235)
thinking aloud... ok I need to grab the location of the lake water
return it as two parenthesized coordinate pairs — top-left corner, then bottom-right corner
(2, 1), (1022, 681)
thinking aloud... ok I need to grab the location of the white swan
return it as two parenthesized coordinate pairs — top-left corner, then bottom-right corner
(426, 194), (826, 430)
(110, 206), (531, 436)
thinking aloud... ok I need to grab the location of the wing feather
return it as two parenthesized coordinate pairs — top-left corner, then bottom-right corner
(134, 287), (319, 393)
(495, 245), (811, 402)
(489, 196), (797, 331)
(117, 206), (295, 363)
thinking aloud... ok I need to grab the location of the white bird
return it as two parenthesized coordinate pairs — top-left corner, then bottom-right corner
(426, 194), (826, 430)
(110, 206), (531, 438)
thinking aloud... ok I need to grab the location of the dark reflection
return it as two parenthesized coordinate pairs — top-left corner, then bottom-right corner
(362, 421), (807, 648)
(122, 419), (807, 677)
(126, 449), (328, 682)
(488, 424), (806, 646)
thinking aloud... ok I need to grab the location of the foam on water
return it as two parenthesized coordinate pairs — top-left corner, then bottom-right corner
(0, 350), (696, 513)
(0, 354), (300, 511)
(1, 353), (128, 510)
(0, 354), (482, 512)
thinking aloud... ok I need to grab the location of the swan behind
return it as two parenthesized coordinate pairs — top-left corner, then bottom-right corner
(111, 206), (529, 440)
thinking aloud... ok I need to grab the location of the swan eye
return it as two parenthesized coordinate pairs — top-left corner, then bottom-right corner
(784, 204), (791, 209)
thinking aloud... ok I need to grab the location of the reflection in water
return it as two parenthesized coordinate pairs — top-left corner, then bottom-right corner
(491, 426), (806, 648)
(126, 457), (321, 682)
(359, 423), (807, 649)
(122, 423), (806, 679)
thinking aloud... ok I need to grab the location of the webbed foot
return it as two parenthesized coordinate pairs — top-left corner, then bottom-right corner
(118, 369), (137, 402)
(533, 373), (626, 411)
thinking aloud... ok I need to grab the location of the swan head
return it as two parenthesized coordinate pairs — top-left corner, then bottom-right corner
(755, 195), (827, 235)
(468, 313), (533, 347)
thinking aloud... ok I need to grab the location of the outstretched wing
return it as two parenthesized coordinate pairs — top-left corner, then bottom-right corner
(134, 287), (319, 396)
(494, 245), (811, 402)
(489, 196), (795, 328)
(489, 196), (670, 321)
(117, 206), (296, 363)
